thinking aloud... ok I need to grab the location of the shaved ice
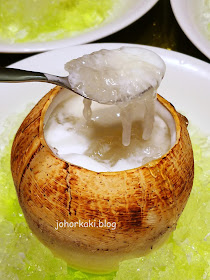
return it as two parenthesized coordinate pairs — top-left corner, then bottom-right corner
(0, 112), (209, 279)
(0, 0), (115, 43)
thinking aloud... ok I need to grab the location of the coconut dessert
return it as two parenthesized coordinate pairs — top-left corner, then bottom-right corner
(11, 47), (194, 274)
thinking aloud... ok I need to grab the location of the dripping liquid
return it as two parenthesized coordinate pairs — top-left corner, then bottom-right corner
(45, 91), (171, 172)
(82, 89), (157, 147)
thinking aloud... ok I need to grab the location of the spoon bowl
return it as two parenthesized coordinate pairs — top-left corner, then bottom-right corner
(0, 67), (154, 104)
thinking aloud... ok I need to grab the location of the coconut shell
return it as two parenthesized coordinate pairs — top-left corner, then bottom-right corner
(11, 86), (194, 273)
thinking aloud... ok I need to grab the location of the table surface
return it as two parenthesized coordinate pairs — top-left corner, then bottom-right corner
(0, 0), (209, 66)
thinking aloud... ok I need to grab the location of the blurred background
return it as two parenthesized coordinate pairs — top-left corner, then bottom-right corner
(0, 0), (209, 67)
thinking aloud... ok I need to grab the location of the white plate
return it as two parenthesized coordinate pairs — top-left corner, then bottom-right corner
(0, 0), (158, 53)
(0, 43), (210, 136)
(170, 0), (210, 59)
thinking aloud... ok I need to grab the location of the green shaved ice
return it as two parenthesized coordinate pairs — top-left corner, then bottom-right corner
(0, 0), (115, 43)
(0, 113), (209, 279)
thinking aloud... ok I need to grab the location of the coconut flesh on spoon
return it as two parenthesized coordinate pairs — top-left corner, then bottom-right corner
(11, 47), (194, 273)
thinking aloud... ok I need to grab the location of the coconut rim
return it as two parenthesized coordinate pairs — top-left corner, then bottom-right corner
(40, 86), (183, 175)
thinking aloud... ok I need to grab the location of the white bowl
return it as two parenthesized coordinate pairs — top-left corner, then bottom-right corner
(170, 0), (210, 59)
(0, 0), (158, 53)
(0, 43), (210, 136)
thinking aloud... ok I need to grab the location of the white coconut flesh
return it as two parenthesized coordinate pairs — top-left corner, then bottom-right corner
(44, 89), (176, 172)
(43, 47), (175, 172)
(64, 47), (166, 146)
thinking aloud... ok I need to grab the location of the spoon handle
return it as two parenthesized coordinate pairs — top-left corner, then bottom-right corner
(0, 67), (47, 83)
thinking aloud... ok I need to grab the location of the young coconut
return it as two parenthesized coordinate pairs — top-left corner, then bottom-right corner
(11, 86), (194, 273)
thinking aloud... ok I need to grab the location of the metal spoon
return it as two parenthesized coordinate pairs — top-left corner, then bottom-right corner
(0, 66), (91, 100)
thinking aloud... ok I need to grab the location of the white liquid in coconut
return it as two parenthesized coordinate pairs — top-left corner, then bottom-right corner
(44, 47), (170, 172)
(44, 90), (172, 172)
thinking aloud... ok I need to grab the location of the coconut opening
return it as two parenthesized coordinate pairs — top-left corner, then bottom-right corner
(43, 47), (175, 172)
(44, 89), (176, 172)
